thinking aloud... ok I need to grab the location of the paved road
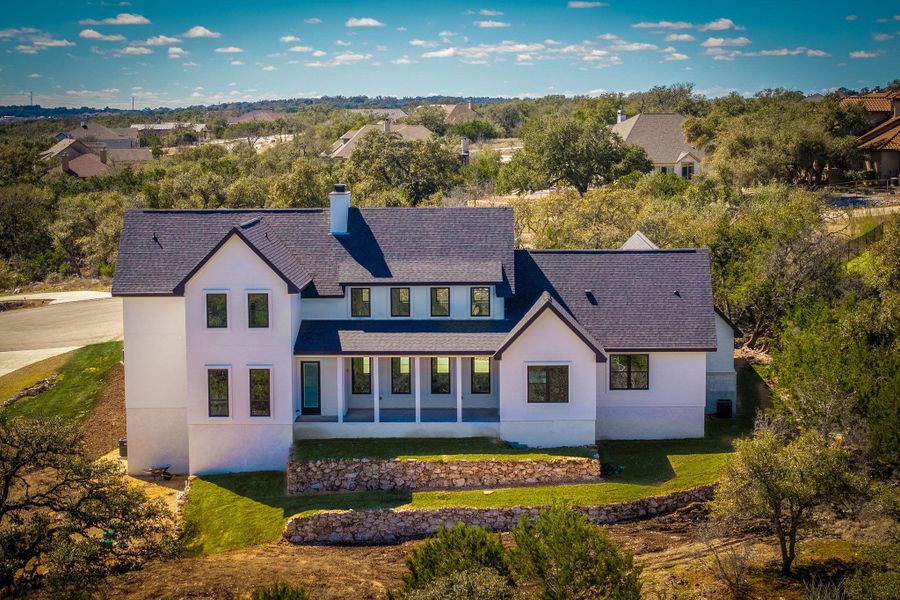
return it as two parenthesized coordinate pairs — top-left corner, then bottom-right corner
(0, 297), (122, 376)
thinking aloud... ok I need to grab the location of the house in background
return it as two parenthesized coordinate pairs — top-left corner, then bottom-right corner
(435, 101), (482, 123)
(840, 91), (900, 180)
(611, 112), (704, 179)
(840, 90), (900, 128)
(329, 120), (433, 159)
(131, 122), (209, 143)
(41, 135), (152, 178)
(57, 121), (139, 149)
(226, 110), (282, 125)
(112, 185), (736, 475)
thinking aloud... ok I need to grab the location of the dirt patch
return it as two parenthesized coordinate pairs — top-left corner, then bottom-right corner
(82, 362), (126, 460)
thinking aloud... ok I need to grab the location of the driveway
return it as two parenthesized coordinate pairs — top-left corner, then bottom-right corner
(0, 296), (122, 376)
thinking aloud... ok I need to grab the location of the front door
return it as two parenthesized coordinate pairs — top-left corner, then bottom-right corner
(301, 361), (321, 415)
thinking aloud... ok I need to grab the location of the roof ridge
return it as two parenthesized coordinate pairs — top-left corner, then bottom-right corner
(523, 248), (704, 254)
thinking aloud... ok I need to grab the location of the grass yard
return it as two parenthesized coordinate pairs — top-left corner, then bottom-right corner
(0, 350), (74, 402)
(293, 437), (596, 462)
(2, 341), (122, 421)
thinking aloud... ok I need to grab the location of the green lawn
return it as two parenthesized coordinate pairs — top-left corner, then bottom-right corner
(0, 350), (74, 403)
(293, 437), (597, 462)
(2, 341), (122, 421)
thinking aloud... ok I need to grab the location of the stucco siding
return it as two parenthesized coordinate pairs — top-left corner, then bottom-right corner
(706, 313), (736, 414)
(188, 423), (293, 474)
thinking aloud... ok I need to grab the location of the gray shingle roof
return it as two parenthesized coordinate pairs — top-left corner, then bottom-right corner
(294, 319), (511, 355)
(610, 113), (704, 165)
(509, 249), (716, 351)
(112, 207), (515, 297)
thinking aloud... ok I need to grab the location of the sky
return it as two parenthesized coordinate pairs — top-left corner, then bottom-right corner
(0, 1), (897, 109)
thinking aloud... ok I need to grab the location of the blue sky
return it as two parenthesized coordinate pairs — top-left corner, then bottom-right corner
(0, 1), (897, 108)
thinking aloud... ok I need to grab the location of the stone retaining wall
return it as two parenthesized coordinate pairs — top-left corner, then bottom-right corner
(287, 455), (601, 493)
(283, 484), (716, 544)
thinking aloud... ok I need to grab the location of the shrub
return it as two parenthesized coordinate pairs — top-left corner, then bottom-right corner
(402, 523), (508, 592)
(508, 507), (642, 600)
(250, 581), (311, 600)
(403, 568), (516, 600)
(844, 570), (900, 600)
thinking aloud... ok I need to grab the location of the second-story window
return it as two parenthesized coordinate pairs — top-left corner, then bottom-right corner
(247, 292), (269, 328)
(206, 293), (227, 328)
(431, 287), (450, 317)
(470, 287), (491, 317)
(351, 288), (370, 317)
(391, 287), (410, 317)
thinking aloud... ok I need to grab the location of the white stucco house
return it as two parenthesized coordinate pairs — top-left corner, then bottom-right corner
(112, 187), (737, 475)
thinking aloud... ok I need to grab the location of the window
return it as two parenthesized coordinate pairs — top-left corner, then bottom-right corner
(350, 288), (371, 317)
(430, 287), (450, 317)
(206, 293), (227, 328)
(470, 287), (491, 317)
(249, 368), (271, 417)
(391, 357), (411, 394)
(681, 162), (694, 180)
(609, 354), (649, 390)
(351, 357), (371, 394)
(527, 365), (569, 403)
(431, 357), (451, 394)
(247, 292), (269, 328)
(207, 368), (229, 417)
(391, 287), (411, 317)
(471, 357), (491, 394)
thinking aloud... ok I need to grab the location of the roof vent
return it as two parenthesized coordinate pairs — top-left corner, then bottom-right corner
(585, 289), (597, 305)
(673, 290), (681, 298)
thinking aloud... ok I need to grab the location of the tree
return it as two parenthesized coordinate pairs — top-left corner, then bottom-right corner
(508, 507), (642, 599)
(624, 83), (708, 117)
(482, 102), (525, 136)
(0, 184), (55, 279)
(448, 120), (500, 141)
(711, 429), (867, 576)
(0, 417), (174, 596)
(498, 114), (652, 195)
(402, 105), (448, 135)
(403, 568), (516, 600)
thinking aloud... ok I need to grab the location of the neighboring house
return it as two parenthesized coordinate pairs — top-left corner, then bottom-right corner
(112, 186), (736, 475)
(435, 102), (482, 123)
(329, 121), (433, 159)
(840, 90), (900, 128)
(857, 117), (900, 179)
(42, 139), (152, 178)
(349, 108), (408, 121)
(58, 121), (137, 149)
(610, 112), (704, 179)
(131, 122), (209, 142)
(226, 110), (282, 125)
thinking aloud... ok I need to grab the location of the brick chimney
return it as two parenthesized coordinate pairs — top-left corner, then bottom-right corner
(329, 184), (350, 235)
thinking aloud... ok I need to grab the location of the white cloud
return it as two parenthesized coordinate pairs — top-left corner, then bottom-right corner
(262, 65), (277, 71)
(79, 29), (125, 41)
(305, 51), (373, 67)
(230, 60), (244, 65)
(475, 20), (510, 28)
(845, 15), (858, 21)
(80, 13), (150, 25)
(335, 39), (352, 46)
(393, 56), (414, 64)
(873, 33), (894, 41)
(183, 25), (221, 38)
(32, 37), (76, 47)
(312, 50), (327, 57)
(118, 46), (152, 55)
(597, 33), (619, 40)
(143, 35), (181, 45)
(280, 35), (300, 43)
(289, 45), (313, 52)
(410, 39), (438, 47)
(396, 26), (407, 32)
(27, 72), (41, 78)
(632, 20), (693, 29)
(544, 39), (562, 45)
(664, 33), (695, 42)
(567, 1), (607, 7)
(698, 18), (743, 31)
(478, 9), (504, 15)
(664, 52), (689, 60)
(345, 17), (385, 27)
(701, 36), (751, 47)
(610, 41), (658, 51)
(215, 46), (244, 53)
(0, 27), (39, 39)
(182, 61), (198, 67)
(168, 46), (188, 59)
(422, 47), (458, 58)
(304, 18), (322, 24)
(849, 49), (883, 58)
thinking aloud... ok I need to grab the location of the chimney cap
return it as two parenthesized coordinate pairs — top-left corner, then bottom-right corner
(333, 183), (347, 193)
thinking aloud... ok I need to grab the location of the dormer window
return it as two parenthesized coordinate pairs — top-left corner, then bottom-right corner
(470, 287), (491, 317)
(350, 288), (371, 317)
(430, 287), (450, 317)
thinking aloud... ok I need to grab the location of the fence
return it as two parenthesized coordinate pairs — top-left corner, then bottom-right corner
(846, 223), (885, 260)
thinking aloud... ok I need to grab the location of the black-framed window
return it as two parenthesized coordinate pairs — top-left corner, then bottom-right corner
(350, 288), (371, 317)
(610, 354), (649, 390)
(351, 357), (371, 394)
(527, 365), (569, 403)
(391, 357), (411, 394)
(249, 368), (271, 417)
(471, 357), (491, 394)
(247, 292), (269, 328)
(391, 287), (411, 317)
(206, 293), (227, 328)
(207, 368), (229, 416)
(681, 162), (694, 180)
(430, 287), (450, 317)
(470, 287), (491, 317)
(431, 357), (451, 394)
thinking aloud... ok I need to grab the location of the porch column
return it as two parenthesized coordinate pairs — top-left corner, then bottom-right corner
(415, 357), (422, 423)
(456, 356), (463, 423)
(372, 356), (380, 423)
(336, 356), (344, 423)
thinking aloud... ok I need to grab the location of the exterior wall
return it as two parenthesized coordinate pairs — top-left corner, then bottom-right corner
(706, 314), (737, 415)
(300, 285), (504, 321)
(497, 310), (598, 447)
(123, 297), (189, 474)
(597, 352), (706, 439)
(183, 236), (295, 474)
(295, 421), (499, 439)
(866, 150), (900, 179)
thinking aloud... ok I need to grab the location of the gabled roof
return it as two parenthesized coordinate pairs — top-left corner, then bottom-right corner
(66, 121), (128, 142)
(858, 116), (900, 151)
(494, 292), (606, 362)
(510, 249), (716, 351)
(620, 230), (658, 250)
(112, 207), (516, 297)
(64, 153), (109, 178)
(610, 113), (705, 165)
(107, 148), (153, 164)
(41, 138), (89, 160)
(840, 90), (900, 113)
(330, 123), (433, 159)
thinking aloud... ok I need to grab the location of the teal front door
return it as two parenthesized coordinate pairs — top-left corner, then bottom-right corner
(301, 361), (321, 415)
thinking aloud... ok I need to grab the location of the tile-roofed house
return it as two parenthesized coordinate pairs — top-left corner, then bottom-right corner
(856, 115), (900, 179)
(329, 121), (433, 159)
(840, 90), (900, 127)
(226, 110), (282, 125)
(113, 185), (730, 475)
(610, 112), (704, 179)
